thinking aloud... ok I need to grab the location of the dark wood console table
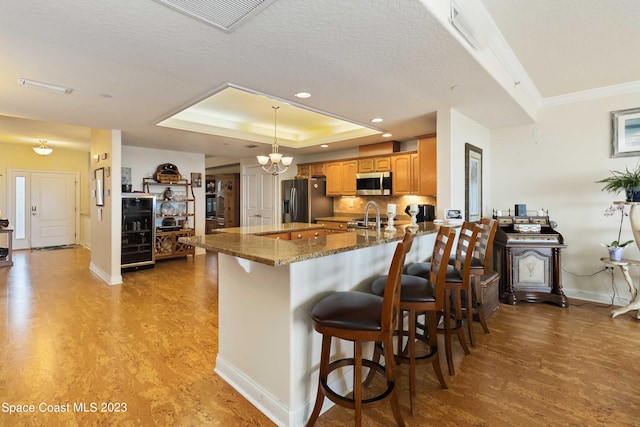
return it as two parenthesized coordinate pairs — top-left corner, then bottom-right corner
(493, 216), (567, 307)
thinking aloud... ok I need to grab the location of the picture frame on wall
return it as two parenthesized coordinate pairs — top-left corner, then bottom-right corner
(611, 107), (640, 158)
(191, 172), (202, 188)
(465, 143), (482, 222)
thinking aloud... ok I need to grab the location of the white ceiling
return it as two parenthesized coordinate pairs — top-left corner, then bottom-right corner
(1, 0), (639, 161)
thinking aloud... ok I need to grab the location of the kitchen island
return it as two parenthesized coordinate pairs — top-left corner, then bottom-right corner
(181, 222), (440, 426)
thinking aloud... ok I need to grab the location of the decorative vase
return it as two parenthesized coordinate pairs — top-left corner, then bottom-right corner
(609, 246), (625, 261)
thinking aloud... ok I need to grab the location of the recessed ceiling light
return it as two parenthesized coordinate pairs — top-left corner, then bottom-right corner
(294, 92), (311, 98)
(320, 144), (329, 148)
(382, 133), (392, 138)
(371, 117), (383, 123)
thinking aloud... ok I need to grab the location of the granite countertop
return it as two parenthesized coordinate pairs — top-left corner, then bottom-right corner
(211, 222), (325, 235)
(316, 214), (412, 225)
(181, 222), (439, 266)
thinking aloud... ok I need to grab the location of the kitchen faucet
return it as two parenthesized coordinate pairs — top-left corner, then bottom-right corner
(364, 201), (381, 234)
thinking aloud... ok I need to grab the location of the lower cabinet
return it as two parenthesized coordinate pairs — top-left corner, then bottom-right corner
(155, 229), (195, 260)
(259, 229), (327, 240)
(322, 221), (349, 233)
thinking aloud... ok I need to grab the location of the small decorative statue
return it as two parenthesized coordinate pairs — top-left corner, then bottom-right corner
(163, 187), (173, 200)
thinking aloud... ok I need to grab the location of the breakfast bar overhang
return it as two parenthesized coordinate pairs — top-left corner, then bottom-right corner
(182, 223), (439, 427)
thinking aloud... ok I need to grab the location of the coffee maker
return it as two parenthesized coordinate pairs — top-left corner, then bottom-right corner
(404, 204), (435, 222)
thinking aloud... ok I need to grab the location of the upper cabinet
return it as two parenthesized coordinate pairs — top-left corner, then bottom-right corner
(391, 154), (412, 195)
(418, 136), (437, 196)
(298, 136), (436, 196)
(358, 156), (391, 173)
(326, 160), (357, 196)
(311, 163), (326, 177)
(297, 163), (326, 178)
(390, 136), (436, 196)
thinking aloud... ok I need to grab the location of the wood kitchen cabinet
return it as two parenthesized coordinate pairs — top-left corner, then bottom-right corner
(390, 137), (437, 196)
(292, 228), (326, 239)
(391, 153), (413, 195)
(261, 231), (291, 240)
(297, 163), (326, 177)
(322, 220), (349, 233)
(326, 160), (357, 196)
(411, 153), (420, 194)
(358, 156), (391, 173)
(297, 164), (310, 177)
(260, 228), (326, 240)
(418, 136), (437, 195)
(311, 163), (326, 176)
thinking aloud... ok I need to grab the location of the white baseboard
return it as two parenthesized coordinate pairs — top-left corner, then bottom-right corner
(564, 289), (630, 306)
(89, 261), (122, 285)
(215, 355), (350, 427)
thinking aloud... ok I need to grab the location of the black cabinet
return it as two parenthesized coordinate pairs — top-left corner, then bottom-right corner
(122, 195), (155, 270)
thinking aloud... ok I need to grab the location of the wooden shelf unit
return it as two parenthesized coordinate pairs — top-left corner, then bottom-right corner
(143, 178), (195, 260)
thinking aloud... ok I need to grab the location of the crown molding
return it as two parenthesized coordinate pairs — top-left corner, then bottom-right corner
(541, 80), (640, 108)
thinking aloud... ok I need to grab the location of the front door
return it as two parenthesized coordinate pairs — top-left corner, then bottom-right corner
(8, 170), (78, 249)
(243, 165), (276, 226)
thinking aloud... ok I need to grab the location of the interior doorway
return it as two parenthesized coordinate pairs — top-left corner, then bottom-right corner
(243, 164), (277, 226)
(8, 169), (79, 250)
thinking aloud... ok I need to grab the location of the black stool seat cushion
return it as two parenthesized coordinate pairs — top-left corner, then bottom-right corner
(371, 274), (437, 304)
(311, 292), (383, 331)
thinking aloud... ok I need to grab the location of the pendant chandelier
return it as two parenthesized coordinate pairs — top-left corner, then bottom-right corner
(257, 106), (293, 175)
(33, 139), (53, 156)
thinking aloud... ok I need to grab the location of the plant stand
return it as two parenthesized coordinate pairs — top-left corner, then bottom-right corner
(608, 201), (640, 318)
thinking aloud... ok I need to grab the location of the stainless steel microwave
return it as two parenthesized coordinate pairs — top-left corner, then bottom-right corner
(356, 172), (392, 196)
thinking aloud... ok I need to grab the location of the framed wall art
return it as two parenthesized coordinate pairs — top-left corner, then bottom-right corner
(191, 172), (202, 188)
(465, 143), (482, 222)
(611, 107), (640, 158)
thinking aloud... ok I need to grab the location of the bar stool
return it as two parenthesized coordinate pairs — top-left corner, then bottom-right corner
(306, 234), (413, 427)
(369, 226), (456, 416)
(406, 222), (480, 376)
(464, 218), (499, 346)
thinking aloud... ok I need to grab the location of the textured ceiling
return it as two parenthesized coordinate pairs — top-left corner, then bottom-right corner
(0, 0), (638, 160)
(482, 0), (640, 98)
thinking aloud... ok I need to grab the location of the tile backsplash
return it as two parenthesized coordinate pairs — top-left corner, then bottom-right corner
(333, 195), (437, 220)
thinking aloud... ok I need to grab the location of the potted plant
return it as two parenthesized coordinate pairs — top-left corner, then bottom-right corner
(596, 163), (640, 202)
(602, 204), (634, 261)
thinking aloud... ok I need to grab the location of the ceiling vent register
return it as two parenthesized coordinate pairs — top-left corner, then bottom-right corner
(152, 0), (277, 33)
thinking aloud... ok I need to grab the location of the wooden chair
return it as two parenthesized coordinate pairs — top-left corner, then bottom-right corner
(464, 218), (499, 347)
(369, 227), (456, 416)
(306, 233), (414, 427)
(406, 222), (481, 376)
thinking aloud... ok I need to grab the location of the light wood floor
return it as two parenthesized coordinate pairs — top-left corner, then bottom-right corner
(1, 247), (639, 426)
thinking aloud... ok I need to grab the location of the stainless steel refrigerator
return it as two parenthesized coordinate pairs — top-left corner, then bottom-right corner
(282, 178), (334, 223)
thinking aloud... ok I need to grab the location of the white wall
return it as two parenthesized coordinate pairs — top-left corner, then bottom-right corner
(122, 146), (206, 255)
(89, 129), (122, 285)
(437, 108), (492, 219)
(490, 90), (640, 304)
